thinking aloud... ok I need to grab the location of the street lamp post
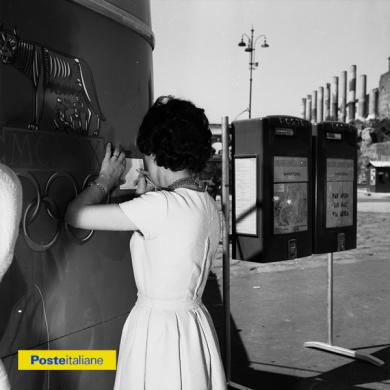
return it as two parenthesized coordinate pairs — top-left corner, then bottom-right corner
(238, 27), (269, 118)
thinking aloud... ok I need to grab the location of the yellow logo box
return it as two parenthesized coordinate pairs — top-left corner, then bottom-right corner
(18, 350), (116, 370)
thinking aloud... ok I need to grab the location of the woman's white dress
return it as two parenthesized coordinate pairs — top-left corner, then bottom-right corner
(113, 188), (226, 390)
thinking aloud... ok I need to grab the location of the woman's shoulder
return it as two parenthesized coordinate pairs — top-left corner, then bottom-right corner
(172, 188), (219, 213)
(119, 190), (170, 214)
(130, 189), (171, 203)
(135, 188), (218, 214)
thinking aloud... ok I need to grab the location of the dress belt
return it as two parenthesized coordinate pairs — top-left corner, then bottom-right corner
(135, 292), (203, 311)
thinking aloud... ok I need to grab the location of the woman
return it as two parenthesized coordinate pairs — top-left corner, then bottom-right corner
(65, 96), (226, 390)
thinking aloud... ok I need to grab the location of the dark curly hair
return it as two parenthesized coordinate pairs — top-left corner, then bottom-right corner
(136, 96), (214, 172)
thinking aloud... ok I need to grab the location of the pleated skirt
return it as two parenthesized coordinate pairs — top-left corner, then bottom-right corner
(113, 295), (226, 390)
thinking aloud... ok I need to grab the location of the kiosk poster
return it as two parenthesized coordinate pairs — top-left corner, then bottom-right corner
(234, 156), (257, 235)
(326, 158), (354, 228)
(273, 156), (308, 234)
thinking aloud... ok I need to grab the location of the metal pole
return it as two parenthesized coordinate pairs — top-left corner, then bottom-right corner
(221, 116), (231, 381)
(304, 250), (384, 367)
(248, 28), (254, 118)
(328, 252), (333, 345)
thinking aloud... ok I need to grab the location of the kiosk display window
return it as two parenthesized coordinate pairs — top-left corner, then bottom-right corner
(273, 156), (308, 234)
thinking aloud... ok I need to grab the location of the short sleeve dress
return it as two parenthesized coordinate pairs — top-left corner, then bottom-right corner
(113, 188), (227, 390)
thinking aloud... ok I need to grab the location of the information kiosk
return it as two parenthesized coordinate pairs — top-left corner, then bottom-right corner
(312, 121), (357, 253)
(303, 122), (384, 367)
(232, 116), (312, 262)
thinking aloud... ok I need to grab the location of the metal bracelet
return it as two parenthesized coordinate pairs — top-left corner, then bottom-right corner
(88, 180), (108, 197)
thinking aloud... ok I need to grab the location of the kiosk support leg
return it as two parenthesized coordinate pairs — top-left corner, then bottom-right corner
(222, 116), (231, 383)
(304, 252), (384, 367)
(328, 252), (333, 345)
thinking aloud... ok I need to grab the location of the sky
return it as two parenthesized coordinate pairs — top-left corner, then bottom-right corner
(150, 0), (390, 124)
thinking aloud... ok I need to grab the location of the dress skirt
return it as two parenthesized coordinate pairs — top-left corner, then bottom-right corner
(113, 294), (226, 390)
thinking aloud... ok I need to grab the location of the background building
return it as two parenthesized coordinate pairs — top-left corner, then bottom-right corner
(379, 58), (390, 118)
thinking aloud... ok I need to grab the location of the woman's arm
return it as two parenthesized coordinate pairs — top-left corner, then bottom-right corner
(65, 194), (138, 231)
(65, 143), (139, 231)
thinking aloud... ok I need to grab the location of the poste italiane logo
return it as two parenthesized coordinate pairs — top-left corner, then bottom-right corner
(18, 350), (116, 370)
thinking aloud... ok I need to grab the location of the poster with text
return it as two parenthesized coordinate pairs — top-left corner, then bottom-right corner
(234, 157), (257, 235)
(326, 159), (354, 228)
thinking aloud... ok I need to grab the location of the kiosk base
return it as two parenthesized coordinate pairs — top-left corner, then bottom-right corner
(304, 253), (384, 368)
(228, 381), (254, 390)
(304, 341), (384, 367)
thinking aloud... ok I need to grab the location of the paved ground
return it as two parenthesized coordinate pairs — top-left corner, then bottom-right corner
(205, 192), (390, 390)
(357, 190), (390, 213)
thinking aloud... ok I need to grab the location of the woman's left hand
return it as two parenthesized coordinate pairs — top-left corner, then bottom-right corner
(97, 142), (126, 190)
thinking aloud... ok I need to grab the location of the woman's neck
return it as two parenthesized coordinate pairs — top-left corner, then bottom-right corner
(157, 168), (191, 188)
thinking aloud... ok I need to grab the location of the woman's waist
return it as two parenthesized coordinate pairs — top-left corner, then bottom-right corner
(135, 292), (204, 311)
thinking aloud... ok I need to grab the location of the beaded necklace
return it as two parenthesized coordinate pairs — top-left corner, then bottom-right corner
(165, 176), (205, 192)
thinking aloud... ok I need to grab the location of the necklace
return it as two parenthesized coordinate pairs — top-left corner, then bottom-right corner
(166, 176), (205, 192)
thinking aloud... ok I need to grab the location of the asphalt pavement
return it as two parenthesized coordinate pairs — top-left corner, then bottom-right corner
(357, 190), (390, 213)
(206, 192), (390, 390)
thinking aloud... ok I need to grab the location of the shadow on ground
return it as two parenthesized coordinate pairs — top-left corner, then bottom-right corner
(204, 272), (299, 389)
(204, 272), (390, 390)
(294, 346), (390, 390)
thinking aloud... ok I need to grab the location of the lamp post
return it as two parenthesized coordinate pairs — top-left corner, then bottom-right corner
(238, 27), (269, 118)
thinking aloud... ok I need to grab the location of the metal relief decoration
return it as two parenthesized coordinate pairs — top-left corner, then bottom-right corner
(0, 26), (105, 136)
(0, 127), (107, 251)
(19, 171), (97, 251)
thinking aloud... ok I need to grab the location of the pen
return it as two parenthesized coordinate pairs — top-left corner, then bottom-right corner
(136, 169), (161, 190)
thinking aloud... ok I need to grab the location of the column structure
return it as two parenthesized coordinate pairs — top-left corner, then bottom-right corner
(312, 90), (318, 123)
(302, 97), (307, 119)
(368, 88), (379, 120)
(306, 95), (312, 122)
(339, 71), (347, 122)
(331, 76), (339, 121)
(325, 83), (331, 121)
(318, 87), (324, 123)
(348, 65), (356, 121)
(358, 74), (367, 119)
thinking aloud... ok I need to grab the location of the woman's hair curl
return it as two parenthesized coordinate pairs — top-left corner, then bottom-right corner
(136, 96), (213, 172)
